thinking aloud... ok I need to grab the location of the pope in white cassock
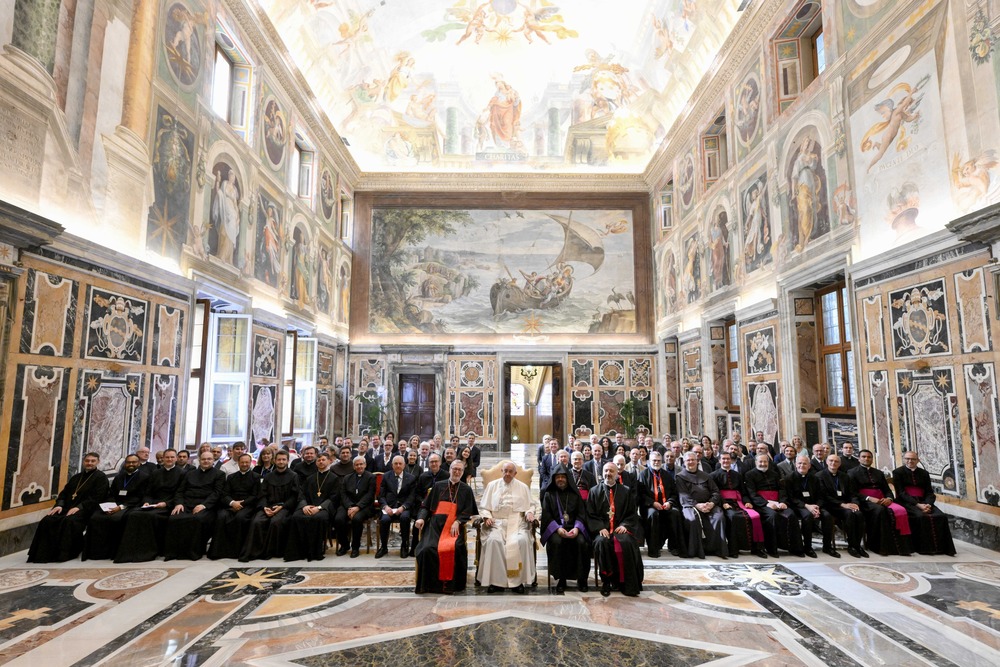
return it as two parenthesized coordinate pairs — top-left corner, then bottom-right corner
(478, 462), (539, 593)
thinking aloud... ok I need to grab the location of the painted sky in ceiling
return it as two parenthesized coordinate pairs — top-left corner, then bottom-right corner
(256, 0), (743, 174)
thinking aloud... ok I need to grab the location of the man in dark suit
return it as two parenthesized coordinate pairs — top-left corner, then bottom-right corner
(539, 440), (559, 495)
(334, 456), (376, 557)
(372, 439), (396, 473)
(377, 455), (417, 558)
(568, 451), (597, 499)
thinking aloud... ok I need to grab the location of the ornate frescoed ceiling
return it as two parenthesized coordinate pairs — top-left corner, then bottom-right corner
(255, 0), (744, 174)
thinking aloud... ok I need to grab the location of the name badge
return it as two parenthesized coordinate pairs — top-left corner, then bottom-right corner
(802, 491), (811, 498)
(836, 490), (843, 497)
(119, 490), (128, 497)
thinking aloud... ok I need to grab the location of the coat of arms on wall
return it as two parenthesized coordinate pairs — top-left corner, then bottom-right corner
(744, 326), (776, 374)
(252, 334), (279, 378)
(889, 279), (950, 358)
(85, 288), (147, 363)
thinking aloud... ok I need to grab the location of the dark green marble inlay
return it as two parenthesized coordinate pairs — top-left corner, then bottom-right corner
(296, 616), (725, 667)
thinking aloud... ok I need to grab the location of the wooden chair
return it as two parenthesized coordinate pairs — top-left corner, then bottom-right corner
(365, 472), (384, 554)
(474, 460), (538, 587)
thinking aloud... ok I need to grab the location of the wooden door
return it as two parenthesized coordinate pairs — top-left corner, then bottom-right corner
(398, 374), (435, 439)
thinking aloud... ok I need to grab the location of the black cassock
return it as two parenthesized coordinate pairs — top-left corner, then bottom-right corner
(241, 469), (300, 561)
(414, 480), (477, 594)
(540, 465), (590, 586)
(28, 469), (109, 563)
(710, 467), (762, 556)
(891, 465), (956, 556)
(638, 467), (684, 556)
(285, 470), (340, 561)
(83, 469), (149, 560)
(164, 467), (226, 560)
(745, 467), (804, 554)
(115, 466), (184, 562)
(207, 469), (261, 560)
(586, 481), (643, 596)
(849, 465), (912, 556)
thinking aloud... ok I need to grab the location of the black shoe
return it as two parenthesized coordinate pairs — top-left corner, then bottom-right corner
(767, 550), (779, 558)
(375, 547), (388, 559)
(512, 584), (526, 595)
(752, 549), (767, 558)
(336, 546), (348, 557)
(487, 585), (503, 594)
(350, 550), (360, 558)
(804, 549), (817, 558)
(577, 582), (589, 593)
(858, 548), (870, 558)
(601, 581), (612, 597)
(400, 548), (409, 559)
(668, 548), (681, 557)
(823, 547), (841, 558)
(408, 544), (417, 557)
(648, 549), (661, 558)
(555, 580), (566, 594)
(716, 553), (727, 560)
(847, 547), (861, 558)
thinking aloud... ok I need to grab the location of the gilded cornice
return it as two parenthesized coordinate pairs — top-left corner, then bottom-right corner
(643, 0), (786, 189)
(225, 0), (362, 187)
(355, 170), (651, 193)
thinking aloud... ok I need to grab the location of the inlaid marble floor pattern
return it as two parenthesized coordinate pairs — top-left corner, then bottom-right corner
(0, 542), (998, 666)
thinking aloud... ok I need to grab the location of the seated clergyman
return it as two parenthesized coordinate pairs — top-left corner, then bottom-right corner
(891, 452), (956, 556)
(587, 461), (643, 597)
(478, 462), (539, 594)
(540, 464), (590, 593)
(414, 460), (478, 594)
(28, 452), (109, 563)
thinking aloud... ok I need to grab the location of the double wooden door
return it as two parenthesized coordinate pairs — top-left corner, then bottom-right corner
(398, 374), (435, 439)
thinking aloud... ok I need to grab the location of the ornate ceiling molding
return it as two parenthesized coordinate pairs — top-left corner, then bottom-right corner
(643, 0), (786, 189)
(356, 170), (651, 193)
(223, 0), (362, 187)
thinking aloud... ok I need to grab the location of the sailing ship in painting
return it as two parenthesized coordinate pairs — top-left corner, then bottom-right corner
(489, 212), (604, 315)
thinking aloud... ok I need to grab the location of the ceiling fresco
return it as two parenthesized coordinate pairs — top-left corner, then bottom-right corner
(255, 0), (744, 174)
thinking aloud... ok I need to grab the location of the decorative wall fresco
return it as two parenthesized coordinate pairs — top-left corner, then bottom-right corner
(783, 126), (829, 253)
(252, 333), (280, 379)
(206, 160), (243, 266)
(682, 345), (701, 384)
(162, 0), (208, 91)
(146, 106), (195, 261)
(682, 229), (702, 303)
(747, 380), (779, 448)
(868, 370), (894, 472)
(733, 60), (764, 162)
(740, 170), (771, 274)
(260, 94), (288, 172)
(706, 205), (733, 292)
(367, 207), (637, 336)
(254, 190), (284, 289)
(955, 267), (992, 354)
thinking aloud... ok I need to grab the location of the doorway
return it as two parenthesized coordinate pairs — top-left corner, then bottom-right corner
(398, 374), (435, 439)
(504, 363), (562, 450)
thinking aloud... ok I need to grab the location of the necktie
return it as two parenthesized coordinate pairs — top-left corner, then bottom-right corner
(397, 475), (402, 494)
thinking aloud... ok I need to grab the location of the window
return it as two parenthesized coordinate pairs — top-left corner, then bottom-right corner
(726, 318), (740, 410)
(289, 133), (314, 200)
(282, 333), (317, 443)
(659, 180), (674, 236)
(212, 25), (253, 139)
(211, 47), (233, 121)
(186, 311), (251, 445)
(537, 383), (553, 417)
(184, 299), (210, 447)
(340, 193), (353, 246)
(701, 111), (729, 188)
(773, 0), (824, 114)
(817, 282), (855, 412)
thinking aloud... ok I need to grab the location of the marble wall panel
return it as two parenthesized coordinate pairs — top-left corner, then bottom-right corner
(711, 344), (727, 409)
(458, 392), (484, 437)
(747, 380), (779, 448)
(315, 387), (331, 440)
(684, 387), (703, 436)
(250, 384), (276, 446)
(19, 269), (76, 357)
(896, 367), (962, 496)
(83, 287), (148, 363)
(152, 305), (183, 367)
(861, 294), (886, 362)
(868, 370), (895, 471)
(965, 362), (1000, 505)
(796, 321), (819, 412)
(572, 389), (594, 434)
(598, 360), (626, 387)
(664, 345), (679, 408)
(317, 352), (334, 386)
(682, 346), (701, 384)
(888, 279), (950, 359)
(74, 370), (143, 476)
(459, 361), (484, 389)
(4, 365), (70, 510)
(628, 358), (651, 387)
(146, 374), (177, 453)
(571, 359), (594, 387)
(251, 333), (280, 378)
(599, 389), (625, 435)
(954, 267), (992, 353)
(744, 325), (776, 375)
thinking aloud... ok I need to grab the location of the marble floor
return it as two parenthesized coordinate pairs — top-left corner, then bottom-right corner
(1, 452), (998, 666)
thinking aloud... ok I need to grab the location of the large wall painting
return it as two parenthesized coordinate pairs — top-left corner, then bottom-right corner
(784, 126), (829, 253)
(146, 106), (194, 261)
(367, 207), (637, 336)
(254, 190), (283, 289)
(847, 8), (953, 258)
(740, 170), (771, 274)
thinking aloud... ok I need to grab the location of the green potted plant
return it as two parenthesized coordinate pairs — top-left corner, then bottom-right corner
(355, 391), (386, 436)
(618, 397), (638, 444)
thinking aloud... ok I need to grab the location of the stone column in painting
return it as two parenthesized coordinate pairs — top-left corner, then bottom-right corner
(100, 0), (156, 250)
(11, 0), (63, 73)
